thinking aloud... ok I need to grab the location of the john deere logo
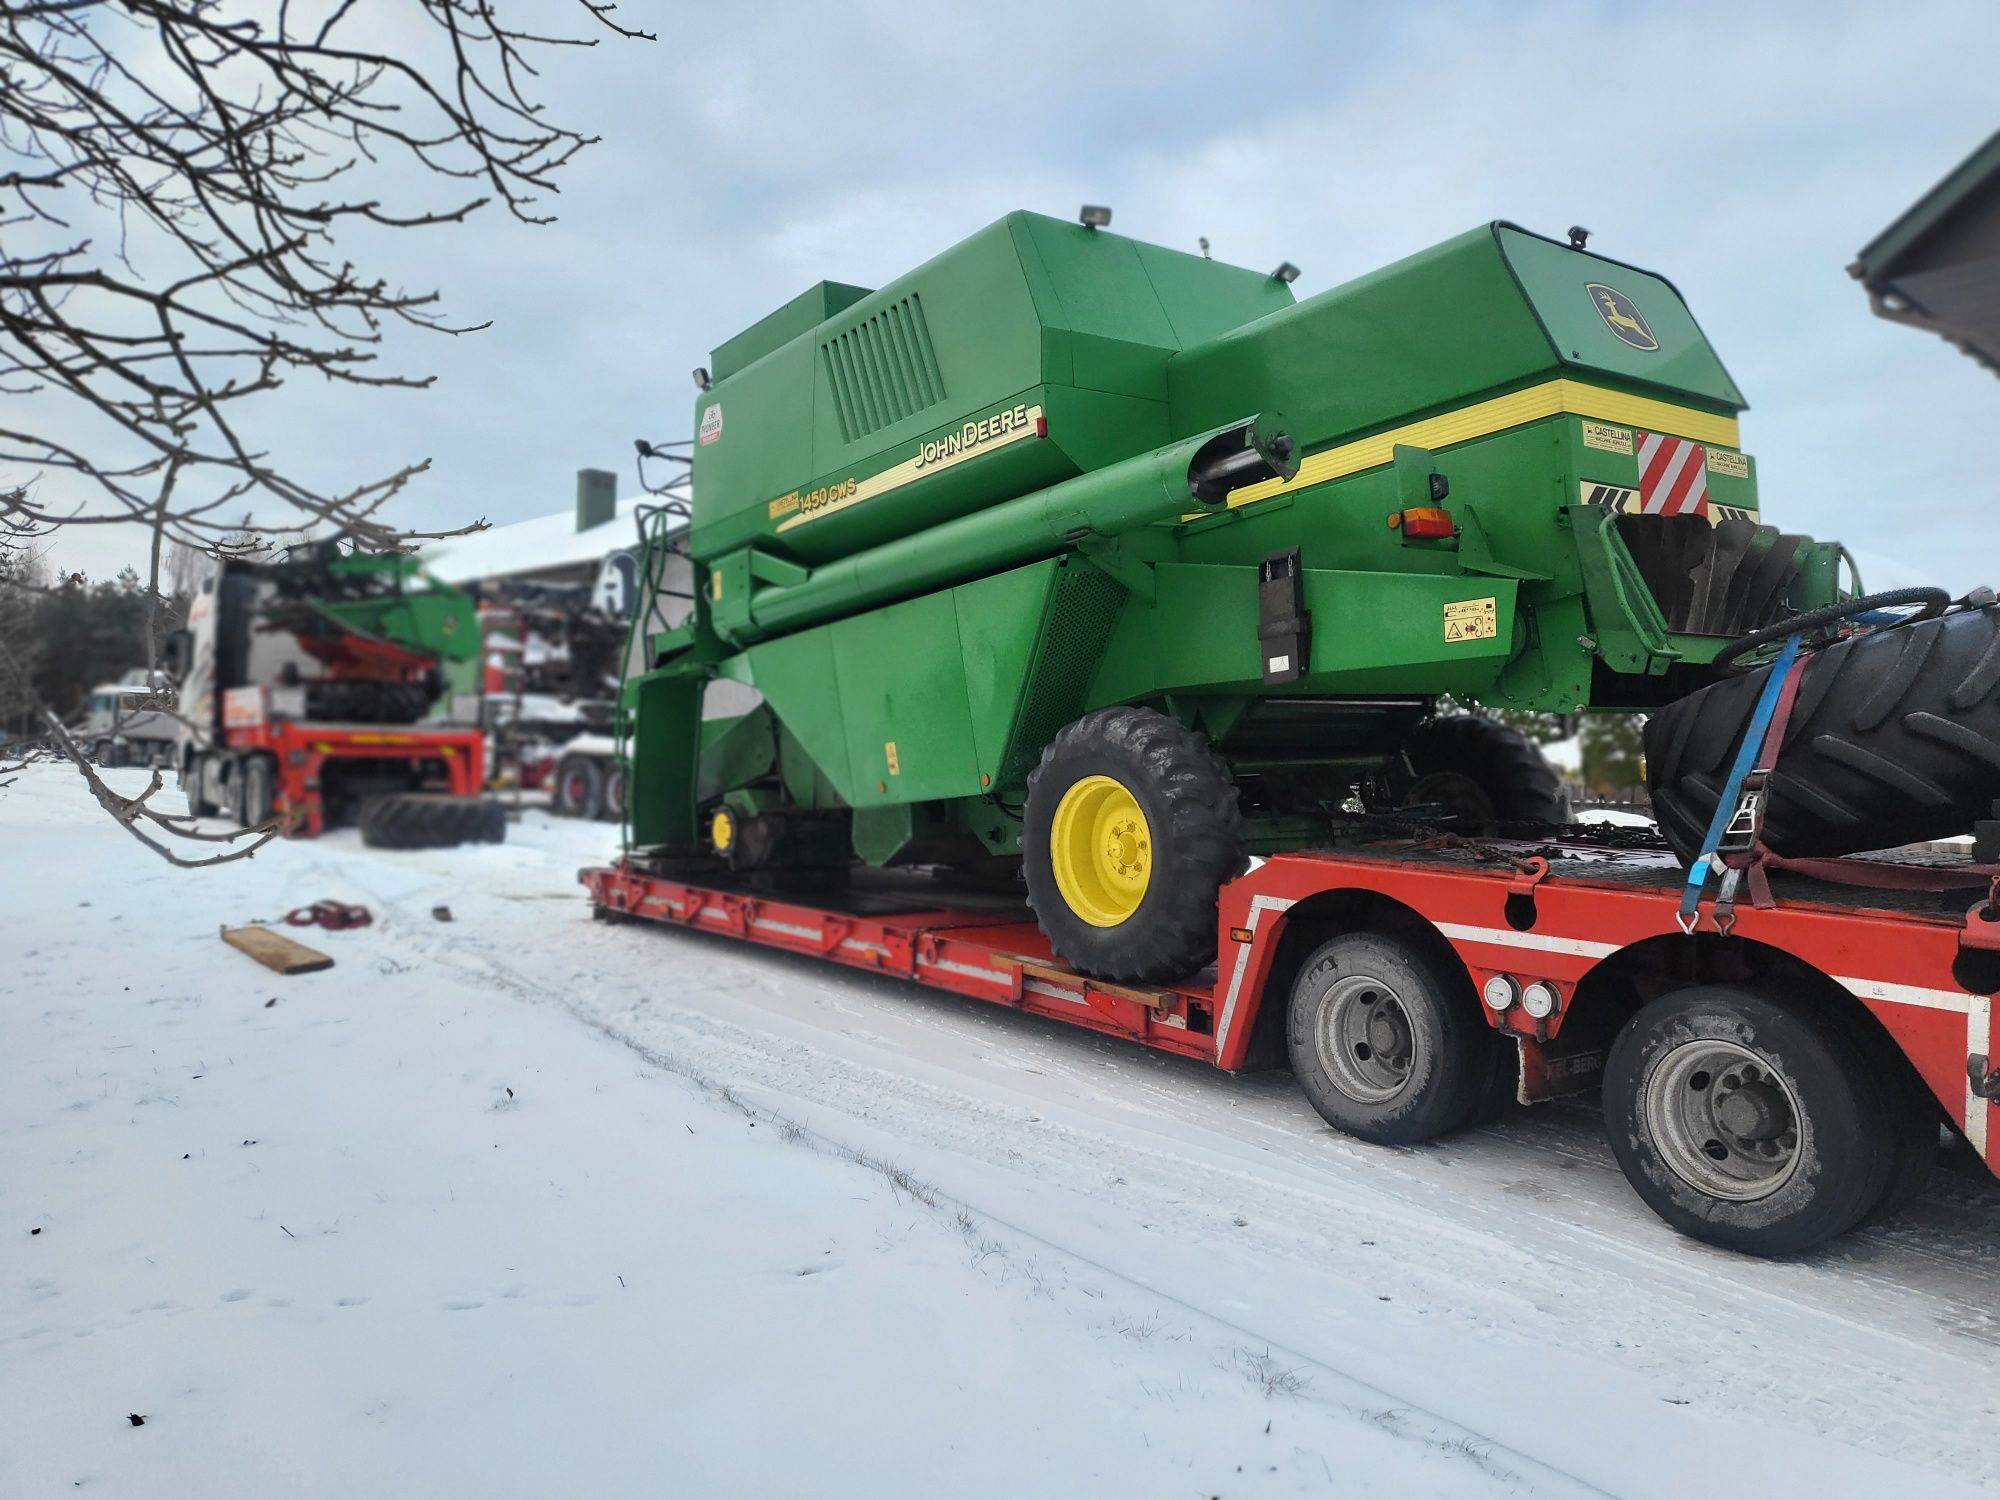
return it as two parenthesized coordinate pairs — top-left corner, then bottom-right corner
(1587, 283), (1658, 351)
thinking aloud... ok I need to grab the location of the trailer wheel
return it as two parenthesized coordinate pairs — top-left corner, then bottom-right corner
(184, 753), (219, 817)
(1394, 715), (1566, 831)
(1022, 707), (1245, 982)
(554, 754), (603, 820)
(1603, 985), (1895, 1254)
(1286, 930), (1500, 1145)
(359, 793), (509, 850)
(600, 764), (625, 822)
(243, 756), (276, 828)
(1860, 1049), (1942, 1227)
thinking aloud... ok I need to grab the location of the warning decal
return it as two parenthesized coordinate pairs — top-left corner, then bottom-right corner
(1581, 480), (1641, 512)
(1444, 597), (1498, 644)
(1636, 431), (1709, 517)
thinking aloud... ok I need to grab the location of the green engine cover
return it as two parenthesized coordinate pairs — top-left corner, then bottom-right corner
(687, 212), (1294, 568)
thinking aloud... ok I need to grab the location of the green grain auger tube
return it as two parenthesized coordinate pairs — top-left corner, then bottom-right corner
(617, 211), (1954, 983)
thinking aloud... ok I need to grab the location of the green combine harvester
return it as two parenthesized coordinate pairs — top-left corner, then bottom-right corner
(616, 210), (1990, 982)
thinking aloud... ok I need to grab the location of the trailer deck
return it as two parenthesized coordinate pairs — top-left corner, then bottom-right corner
(584, 834), (1998, 1187)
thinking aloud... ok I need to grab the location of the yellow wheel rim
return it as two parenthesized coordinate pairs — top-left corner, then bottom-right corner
(1049, 774), (1152, 927)
(710, 808), (735, 852)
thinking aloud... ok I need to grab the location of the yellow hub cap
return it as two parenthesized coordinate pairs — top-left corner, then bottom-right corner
(1049, 774), (1152, 927)
(710, 808), (735, 852)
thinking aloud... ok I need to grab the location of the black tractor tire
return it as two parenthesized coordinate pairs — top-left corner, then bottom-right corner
(241, 756), (275, 829)
(1603, 985), (1896, 1255)
(1021, 707), (1246, 983)
(553, 755), (604, 820)
(1395, 715), (1567, 832)
(1647, 606), (2000, 863)
(359, 793), (508, 850)
(1287, 929), (1504, 1145)
(306, 679), (434, 725)
(600, 764), (626, 823)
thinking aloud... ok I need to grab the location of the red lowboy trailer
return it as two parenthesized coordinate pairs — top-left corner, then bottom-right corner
(582, 836), (1999, 1255)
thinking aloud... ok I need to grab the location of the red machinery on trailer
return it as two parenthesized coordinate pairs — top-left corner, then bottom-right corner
(219, 685), (485, 838)
(584, 834), (2000, 1255)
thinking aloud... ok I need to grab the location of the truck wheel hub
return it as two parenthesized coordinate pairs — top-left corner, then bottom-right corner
(1050, 775), (1151, 927)
(1645, 1040), (1802, 1201)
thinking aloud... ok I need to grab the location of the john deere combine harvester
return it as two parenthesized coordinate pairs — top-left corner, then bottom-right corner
(615, 212), (1991, 982)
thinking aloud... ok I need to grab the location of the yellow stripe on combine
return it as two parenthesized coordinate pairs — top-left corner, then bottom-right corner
(1224, 378), (1742, 510)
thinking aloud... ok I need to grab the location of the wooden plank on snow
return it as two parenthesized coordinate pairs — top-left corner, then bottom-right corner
(220, 925), (333, 975)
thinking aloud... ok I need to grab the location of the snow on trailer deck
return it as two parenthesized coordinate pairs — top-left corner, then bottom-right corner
(4, 764), (1998, 1499)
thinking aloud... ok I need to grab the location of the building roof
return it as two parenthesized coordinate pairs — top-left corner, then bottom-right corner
(421, 496), (653, 586)
(1853, 130), (2000, 377)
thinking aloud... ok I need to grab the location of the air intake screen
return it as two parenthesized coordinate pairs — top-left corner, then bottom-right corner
(820, 295), (946, 442)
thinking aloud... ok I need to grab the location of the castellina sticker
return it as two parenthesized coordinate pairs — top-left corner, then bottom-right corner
(1581, 420), (1633, 455)
(1444, 597), (1498, 643)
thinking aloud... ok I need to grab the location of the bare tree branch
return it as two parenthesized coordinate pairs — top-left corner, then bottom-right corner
(1, 1), (650, 563)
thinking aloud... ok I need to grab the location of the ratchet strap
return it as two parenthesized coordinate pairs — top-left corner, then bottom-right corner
(1677, 634), (1802, 933)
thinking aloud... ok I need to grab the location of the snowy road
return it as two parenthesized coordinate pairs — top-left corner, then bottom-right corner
(5, 764), (1997, 1497)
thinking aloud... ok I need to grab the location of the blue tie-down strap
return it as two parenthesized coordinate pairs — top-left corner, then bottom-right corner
(1678, 633), (1802, 931)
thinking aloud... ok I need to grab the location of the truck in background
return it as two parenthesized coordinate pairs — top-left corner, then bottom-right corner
(75, 668), (178, 768)
(170, 542), (503, 846)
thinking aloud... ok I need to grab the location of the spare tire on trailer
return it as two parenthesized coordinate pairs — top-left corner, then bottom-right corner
(1646, 606), (2000, 863)
(1394, 715), (1567, 830)
(359, 794), (508, 850)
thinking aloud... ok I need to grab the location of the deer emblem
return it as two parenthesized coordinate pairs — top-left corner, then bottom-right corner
(1586, 282), (1659, 350)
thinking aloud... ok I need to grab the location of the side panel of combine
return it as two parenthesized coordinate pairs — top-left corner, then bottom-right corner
(737, 559), (1062, 813)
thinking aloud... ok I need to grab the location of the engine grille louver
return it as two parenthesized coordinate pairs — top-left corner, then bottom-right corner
(1617, 514), (1808, 637)
(819, 294), (947, 443)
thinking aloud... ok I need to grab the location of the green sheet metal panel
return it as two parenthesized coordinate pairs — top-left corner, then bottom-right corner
(951, 559), (1060, 781)
(1495, 227), (1744, 409)
(829, 590), (982, 805)
(711, 281), (873, 382)
(1165, 226), (1555, 450)
(740, 628), (852, 799)
(1090, 564), (1519, 703)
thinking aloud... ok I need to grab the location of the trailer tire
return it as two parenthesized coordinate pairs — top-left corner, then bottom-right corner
(241, 756), (274, 829)
(1022, 707), (1245, 983)
(553, 754), (604, 820)
(1603, 985), (1895, 1254)
(1395, 715), (1566, 831)
(184, 754), (219, 818)
(1286, 930), (1499, 1145)
(1860, 1052), (1941, 1227)
(601, 764), (625, 822)
(359, 793), (508, 850)
(1647, 606), (2000, 863)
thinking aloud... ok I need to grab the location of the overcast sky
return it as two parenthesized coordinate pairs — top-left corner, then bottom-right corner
(34, 0), (2000, 593)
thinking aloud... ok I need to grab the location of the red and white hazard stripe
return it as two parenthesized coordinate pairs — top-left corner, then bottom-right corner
(1636, 431), (1708, 516)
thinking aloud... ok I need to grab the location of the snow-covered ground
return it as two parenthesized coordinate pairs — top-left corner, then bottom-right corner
(5, 764), (1997, 1498)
